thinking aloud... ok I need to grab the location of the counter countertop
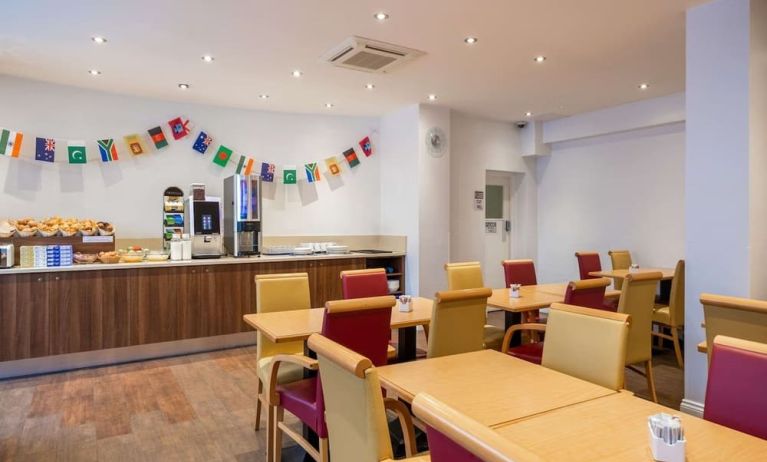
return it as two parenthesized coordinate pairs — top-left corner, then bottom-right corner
(0, 251), (405, 275)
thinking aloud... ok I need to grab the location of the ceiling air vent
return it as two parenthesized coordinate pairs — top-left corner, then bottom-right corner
(322, 36), (425, 73)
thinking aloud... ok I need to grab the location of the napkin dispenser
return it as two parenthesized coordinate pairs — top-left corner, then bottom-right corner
(0, 244), (14, 268)
(648, 413), (685, 462)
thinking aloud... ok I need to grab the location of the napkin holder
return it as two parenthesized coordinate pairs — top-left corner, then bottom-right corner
(398, 296), (413, 313)
(647, 424), (685, 462)
(509, 284), (521, 299)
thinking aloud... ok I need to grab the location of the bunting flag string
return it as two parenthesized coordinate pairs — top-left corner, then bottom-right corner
(0, 117), (375, 192)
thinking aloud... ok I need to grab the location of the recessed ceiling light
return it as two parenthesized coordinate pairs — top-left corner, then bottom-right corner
(525, 112), (533, 117)
(259, 94), (269, 99)
(374, 12), (389, 21)
(638, 82), (650, 90)
(201, 55), (214, 63)
(292, 70), (303, 78)
(88, 69), (101, 76)
(534, 55), (546, 63)
(91, 36), (107, 44)
(178, 83), (190, 90)
(428, 94), (437, 101)
(464, 36), (478, 44)
(365, 83), (375, 90)
(325, 103), (334, 108)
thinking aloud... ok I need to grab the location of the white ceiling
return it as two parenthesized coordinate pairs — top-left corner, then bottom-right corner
(1, 0), (702, 121)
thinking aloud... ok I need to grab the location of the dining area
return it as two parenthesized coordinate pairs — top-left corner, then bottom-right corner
(243, 249), (767, 461)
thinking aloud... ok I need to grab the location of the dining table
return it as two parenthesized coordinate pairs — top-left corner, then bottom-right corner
(590, 267), (676, 301)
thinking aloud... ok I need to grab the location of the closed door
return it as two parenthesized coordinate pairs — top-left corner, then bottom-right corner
(483, 172), (511, 288)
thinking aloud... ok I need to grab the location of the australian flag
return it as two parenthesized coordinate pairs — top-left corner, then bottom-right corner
(359, 136), (373, 157)
(192, 131), (212, 154)
(260, 162), (275, 182)
(35, 137), (55, 162)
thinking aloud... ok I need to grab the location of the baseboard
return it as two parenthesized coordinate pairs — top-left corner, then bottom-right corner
(680, 398), (705, 417)
(0, 332), (257, 380)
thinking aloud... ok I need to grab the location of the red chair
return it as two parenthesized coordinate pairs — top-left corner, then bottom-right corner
(704, 335), (767, 440)
(502, 259), (538, 286)
(267, 296), (396, 462)
(564, 278), (615, 312)
(340, 268), (389, 299)
(575, 251), (602, 280)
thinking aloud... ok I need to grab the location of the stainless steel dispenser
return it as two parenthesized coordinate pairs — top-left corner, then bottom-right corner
(223, 175), (262, 257)
(184, 196), (223, 259)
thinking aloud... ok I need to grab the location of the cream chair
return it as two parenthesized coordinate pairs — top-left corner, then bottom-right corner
(253, 273), (311, 432)
(307, 334), (424, 462)
(618, 271), (663, 402)
(701, 293), (767, 363)
(413, 393), (542, 462)
(428, 287), (494, 358)
(500, 304), (630, 390)
(608, 250), (632, 290)
(652, 260), (685, 368)
(444, 261), (505, 350)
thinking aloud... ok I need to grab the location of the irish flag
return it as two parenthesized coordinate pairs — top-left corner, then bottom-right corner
(0, 129), (23, 157)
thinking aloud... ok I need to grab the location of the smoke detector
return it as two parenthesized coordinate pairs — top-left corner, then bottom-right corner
(322, 36), (425, 73)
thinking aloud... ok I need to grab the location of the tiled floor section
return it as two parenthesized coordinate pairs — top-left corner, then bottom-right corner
(0, 315), (685, 461)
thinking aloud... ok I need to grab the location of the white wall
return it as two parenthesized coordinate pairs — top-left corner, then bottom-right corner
(536, 115), (685, 284)
(0, 76), (380, 237)
(449, 112), (537, 284)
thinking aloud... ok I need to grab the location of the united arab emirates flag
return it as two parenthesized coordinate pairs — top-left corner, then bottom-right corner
(68, 141), (87, 164)
(213, 145), (233, 167)
(148, 126), (168, 149)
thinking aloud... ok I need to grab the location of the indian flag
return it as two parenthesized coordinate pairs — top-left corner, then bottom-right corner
(0, 129), (23, 157)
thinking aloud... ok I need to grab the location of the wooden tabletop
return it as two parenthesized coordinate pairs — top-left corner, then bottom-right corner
(589, 268), (676, 280)
(494, 392), (767, 461)
(376, 349), (616, 428)
(242, 297), (433, 343)
(487, 286), (566, 312)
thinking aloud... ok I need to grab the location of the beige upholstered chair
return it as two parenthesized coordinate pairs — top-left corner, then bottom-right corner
(701, 293), (767, 363)
(412, 393), (542, 462)
(254, 273), (311, 432)
(444, 262), (505, 350)
(608, 250), (633, 290)
(500, 304), (630, 390)
(618, 271), (663, 402)
(307, 334), (423, 462)
(428, 287), (494, 358)
(652, 260), (685, 368)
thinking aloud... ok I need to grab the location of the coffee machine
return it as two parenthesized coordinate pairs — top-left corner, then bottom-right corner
(184, 196), (223, 259)
(223, 174), (262, 256)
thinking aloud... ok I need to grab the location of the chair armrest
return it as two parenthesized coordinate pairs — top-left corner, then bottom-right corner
(384, 397), (417, 458)
(266, 354), (318, 405)
(500, 323), (547, 354)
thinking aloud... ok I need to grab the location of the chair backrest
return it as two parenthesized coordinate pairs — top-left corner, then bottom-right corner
(308, 334), (393, 462)
(428, 288), (493, 358)
(412, 393), (542, 462)
(608, 250), (632, 290)
(575, 251), (602, 280)
(617, 272), (663, 365)
(704, 336), (767, 439)
(340, 268), (390, 299)
(701, 293), (767, 362)
(563, 278), (611, 310)
(541, 303), (630, 390)
(322, 296), (396, 367)
(502, 259), (538, 287)
(666, 260), (685, 327)
(255, 273), (311, 360)
(445, 261), (484, 290)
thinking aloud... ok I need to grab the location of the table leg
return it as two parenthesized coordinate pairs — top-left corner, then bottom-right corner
(504, 311), (522, 347)
(397, 326), (417, 362)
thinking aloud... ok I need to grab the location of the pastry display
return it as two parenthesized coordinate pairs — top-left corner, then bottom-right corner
(97, 221), (115, 236)
(0, 220), (15, 238)
(73, 252), (98, 264)
(15, 218), (38, 237)
(6, 217), (114, 237)
(98, 251), (121, 264)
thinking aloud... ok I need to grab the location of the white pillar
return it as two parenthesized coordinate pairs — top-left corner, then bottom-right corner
(684, 0), (767, 413)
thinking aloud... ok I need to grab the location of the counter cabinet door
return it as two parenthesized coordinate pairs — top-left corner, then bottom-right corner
(49, 271), (106, 355)
(196, 264), (253, 337)
(0, 273), (51, 361)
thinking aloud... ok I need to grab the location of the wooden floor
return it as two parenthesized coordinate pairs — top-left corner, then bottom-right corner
(0, 316), (685, 461)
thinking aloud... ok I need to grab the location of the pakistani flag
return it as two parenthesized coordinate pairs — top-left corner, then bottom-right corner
(68, 141), (87, 164)
(212, 145), (233, 167)
(0, 129), (23, 157)
(283, 165), (297, 184)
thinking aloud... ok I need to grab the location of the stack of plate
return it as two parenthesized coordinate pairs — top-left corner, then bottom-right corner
(262, 245), (294, 255)
(292, 246), (314, 255)
(326, 244), (349, 255)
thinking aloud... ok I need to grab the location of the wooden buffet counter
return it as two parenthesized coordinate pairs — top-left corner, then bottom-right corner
(0, 252), (405, 377)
